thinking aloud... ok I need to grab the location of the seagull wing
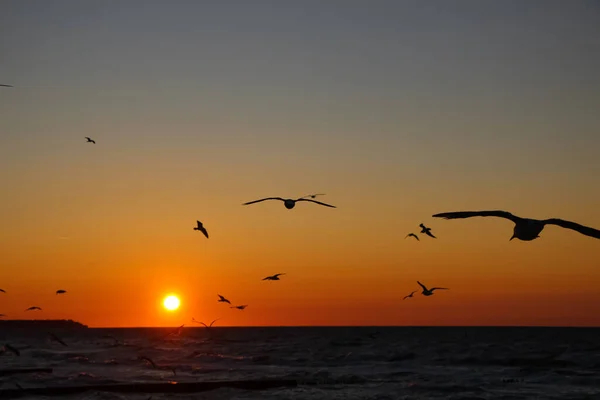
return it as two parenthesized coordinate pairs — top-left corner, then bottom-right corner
(543, 219), (600, 239)
(200, 322), (208, 328)
(424, 231), (436, 238)
(274, 273), (285, 277)
(242, 197), (285, 205)
(417, 281), (428, 291)
(262, 276), (271, 280)
(296, 198), (336, 208)
(432, 210), (519, 222)
(430, 287), (449, 291)
(209, 318), (220, 327)
(199, 226), (209, 238)
(0, 84), (13, 87)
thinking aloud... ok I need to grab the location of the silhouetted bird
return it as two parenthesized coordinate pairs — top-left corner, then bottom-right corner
(193, 220), (209, 238)
(301, 193), (325, 199)
(417, 281), (448, 296)
(0, 289), (5, 293)
(56, 290), (66, 295)
(230, 305), (248, 310)
(25, 306), (42, 311)
(405, 233), (419, 241)
(243, 196), (336, 209)
(138, 355), (156, 368)
(432, 210), (600, 241)
(3, 344), (20, 356)
(0, 84), (13, 87)
(419, 223), (436, 238)
(403, 291), (417, 300)
(85, 137), (95, 144)
(192, 318), (220, 329)
(263, 273), (285, 281)
(217, 294), (231, 304)
(49, 333), (67, 346)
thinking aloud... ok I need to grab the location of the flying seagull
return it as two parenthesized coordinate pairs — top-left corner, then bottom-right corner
(56, 290), (66, 295)
(25, 306), (42, 311)
(0, 84), (13, 88)
(85, 137), (95, 144)
(405, 233), (419, 241)
(192, 318), (220, 329)
(432, 210), (600, 241)
(263, 273), (285, 281)
(217, 294), (231, 304)
(0, 289), (5, 293)
(301, 193), (326, 199)
(138, 355), (157, 368)
(230, 305), (248, 310)
(419, 223), (436, 238)
(193, 220), (209, 238)
(403, 291), (417, 300)
(417, 281), (449, 296)
(242, 196), (336, 210)
(49, 333), (67, 346)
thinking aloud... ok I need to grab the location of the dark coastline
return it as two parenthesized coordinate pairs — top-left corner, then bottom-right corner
(0, 319), (88, 331)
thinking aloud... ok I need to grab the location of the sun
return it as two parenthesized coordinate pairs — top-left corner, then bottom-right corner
(163, 295), (180, 311)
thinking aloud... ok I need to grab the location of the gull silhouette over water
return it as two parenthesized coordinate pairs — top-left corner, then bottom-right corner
(192, 318), (220, 329)
(230, 305), (248, 310)
(405, 233), (419, 241)
(193, 220), (209, 238)
(56, 290), (66, 295)
(403, 291), (417, 300)
(25, 306), (42, 311)
(217, 294), (231, 304)
(417, 281), (449, 296)
(85, 137), (95, 144)
(263, 273), (285, 281)
(243, 196), (336, 209)
(432, 210), (600, 241)
(0, 289), (5, 293)
(49, 333), (67, 346)
(419, 224), (436, 238)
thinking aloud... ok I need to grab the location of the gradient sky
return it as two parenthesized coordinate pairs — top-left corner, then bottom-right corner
(1, 0), (599, 327)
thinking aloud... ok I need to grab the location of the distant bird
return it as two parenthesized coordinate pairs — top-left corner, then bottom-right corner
(432, 210), (600, 241)
(405, 233), (419, 241)
(301, 193), (326, 199)
(263, 273), (285, 281)
(192, 318), (220, 329)
(193, 220), (209, 238)
(242, 196), (336, 210)
(49, 333), (67, 346)
(25, 306), (41, 311)
(403, 291), (417, 300)
(56, 290), (66, 295)
(417, 281), (449, 296)
(419, 224), (436, 238)
(0, 84), (13, 88)
(230, 305), (248, 310)
(0, 289), (5, 293)
(165, 324), (184, 338)
(138, 355), (156, 368)
(85, 137), (95, 144)
(217, 294), (231, 304)
(3, 344), (20, 356)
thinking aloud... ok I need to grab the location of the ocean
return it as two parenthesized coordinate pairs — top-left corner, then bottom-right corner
(1, 326), (599, 399)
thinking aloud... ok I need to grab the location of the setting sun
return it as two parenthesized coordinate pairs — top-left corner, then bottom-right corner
(163, 295), (180, 311)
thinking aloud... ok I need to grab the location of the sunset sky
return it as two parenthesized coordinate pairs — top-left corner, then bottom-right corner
(1, 0), (599, 327)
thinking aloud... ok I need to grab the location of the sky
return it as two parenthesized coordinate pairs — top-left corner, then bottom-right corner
(1, 0), (599, 327)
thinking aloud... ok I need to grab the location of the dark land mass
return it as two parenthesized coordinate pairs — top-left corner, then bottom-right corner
(0, 319), (87, 331)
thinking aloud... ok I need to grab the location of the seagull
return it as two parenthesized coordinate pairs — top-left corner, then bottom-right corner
(3, 344), (20, 356)
(0, 289), (5, 293)
(419, 224), (436, 238)
(0, 84), (13, 88)
(192, 318), (220, 329)
(49, 333), (67, 346)
(403, 291), (417, 300)
(25, 306), (42, 311)
(405, 233), (419, 241)
(85, 137), (95, 144)
(56, 290), (66, 295)
(301, 193), (326, 199)
(263, 273), (285, 281)
(230, 305), (248, 310)
(193, 220), (209, 238)
(417, 281), (449, 296)
(432, 210), (600, 241)
(217, 294), (231, 304)
(242, 196), (336, 210)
